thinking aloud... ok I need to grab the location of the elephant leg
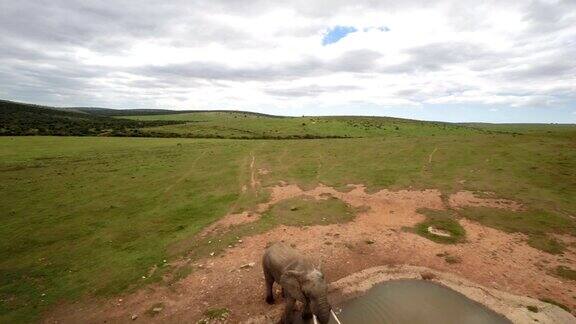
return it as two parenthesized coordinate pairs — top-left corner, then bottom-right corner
(302, 298), (312, 319)
(282, 297), (296, 324)
(263, 265), (275, 304)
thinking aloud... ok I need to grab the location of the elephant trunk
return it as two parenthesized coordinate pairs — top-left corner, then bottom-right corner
(311, 294), (331, 324)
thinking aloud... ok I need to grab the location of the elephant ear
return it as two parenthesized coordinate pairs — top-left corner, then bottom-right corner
(280, 270), (305, 302)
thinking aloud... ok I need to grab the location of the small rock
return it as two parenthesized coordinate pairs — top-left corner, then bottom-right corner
(131, 314), (138, 320)
(208, 240), (212, 244)
(228, 245), (233, 248)
(142, 276), (146, 279)
(240, 262), (256, 269)
(421, 271), (436, 280)
(210, 252), (215, 256)
(152, 307), (163, 313)
(163, 260), (167, 263)
(365, 239), (375, 244)
(238, 239), (243, 243)
(118, 298), (123, 302)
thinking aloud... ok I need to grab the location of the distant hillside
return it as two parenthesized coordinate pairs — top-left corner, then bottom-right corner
(8, 99), (569, 140)
(122, 111), (483, 139)
(0, 100), (183, 136)
(73, 107), (283, 118)
(73, 107), (188, 116)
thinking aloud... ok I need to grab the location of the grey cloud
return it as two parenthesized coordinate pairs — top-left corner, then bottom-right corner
(0, 0), (260, 55)
(0, 0), (575, 115)
(0, 0), (435, 55)
(394, 84), (475, 102)
(194, 0), (433, 18)
(265, 85), (360, 98)
(382, 42), (495, 73)
(137, 49), (382, 82)
(506, 61), (575, 80)
(522, 0), (576, 33)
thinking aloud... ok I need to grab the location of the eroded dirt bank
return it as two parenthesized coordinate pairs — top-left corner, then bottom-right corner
(44, 184), (576, 323)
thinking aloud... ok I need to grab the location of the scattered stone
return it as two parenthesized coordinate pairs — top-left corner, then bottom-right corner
(131, 314), (138, 320)
(209, 252), (215, 256)
(238, 239), (243, 243)
(421, 271), (436, 280)
(142, 276), (146, 279)
(527, 305), (539, 313)
(228, 245), (233, 248)
(427, 226), (452, 237)
(240, 262), (256, 269)
(290, 206), (298, 211)
(365, 239), (375, 244)
(152, 306), (163, 314)
(444, 255), (462, 264)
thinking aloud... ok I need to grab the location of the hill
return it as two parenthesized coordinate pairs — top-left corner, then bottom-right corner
(3, 99), (574, 140)
(122, 111), (482, 139)
(2, 99), (483, 139)
(0, 100), (183, 136)
(73, 107), (282, 118)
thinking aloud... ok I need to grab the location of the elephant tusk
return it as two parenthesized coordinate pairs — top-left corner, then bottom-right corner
(330, 309), (343, 324)
(313, 315), (319, 324)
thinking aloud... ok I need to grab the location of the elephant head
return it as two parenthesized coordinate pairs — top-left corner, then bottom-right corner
(281, 268), (331, 324)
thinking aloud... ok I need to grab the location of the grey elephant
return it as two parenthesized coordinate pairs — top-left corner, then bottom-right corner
(262, 242), (332, 324)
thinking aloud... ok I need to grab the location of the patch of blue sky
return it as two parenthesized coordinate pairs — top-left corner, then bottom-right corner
(322, 26), (357, 45)
(363, 25), (390, 32)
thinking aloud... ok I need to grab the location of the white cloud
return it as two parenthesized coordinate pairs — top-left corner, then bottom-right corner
(0, 0), (575, 121)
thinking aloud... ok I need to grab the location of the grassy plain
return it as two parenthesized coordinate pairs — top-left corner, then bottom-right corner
(124, 112), (480, 138)
(1, 119), (575, 322)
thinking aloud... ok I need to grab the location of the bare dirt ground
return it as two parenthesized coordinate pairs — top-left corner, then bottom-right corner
(44, 184), (576, 324)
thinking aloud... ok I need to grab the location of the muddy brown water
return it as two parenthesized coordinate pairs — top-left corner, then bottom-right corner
(322, 280), (511, 324)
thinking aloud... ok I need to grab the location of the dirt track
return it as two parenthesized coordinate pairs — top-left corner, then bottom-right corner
(44, 184), (576, 323)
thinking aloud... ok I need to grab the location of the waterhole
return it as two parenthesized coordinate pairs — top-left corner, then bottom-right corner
(327, 279), (511, 324)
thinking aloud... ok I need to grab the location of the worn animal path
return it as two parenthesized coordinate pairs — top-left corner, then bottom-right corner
(44, 184), (576, 324)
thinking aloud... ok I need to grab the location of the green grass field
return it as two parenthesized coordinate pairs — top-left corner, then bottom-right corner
(1, 119), (575, 322)
(123, 112), (482, 138)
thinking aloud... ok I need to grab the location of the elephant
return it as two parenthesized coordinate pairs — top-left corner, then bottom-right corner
(262, 242), (332, 324)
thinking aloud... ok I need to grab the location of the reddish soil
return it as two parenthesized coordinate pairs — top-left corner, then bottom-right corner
(43, 184), (576, 324)
(449, 191), (524, 211)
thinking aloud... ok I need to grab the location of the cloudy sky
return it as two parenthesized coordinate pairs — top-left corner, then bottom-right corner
(1, 0), (575, 122)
